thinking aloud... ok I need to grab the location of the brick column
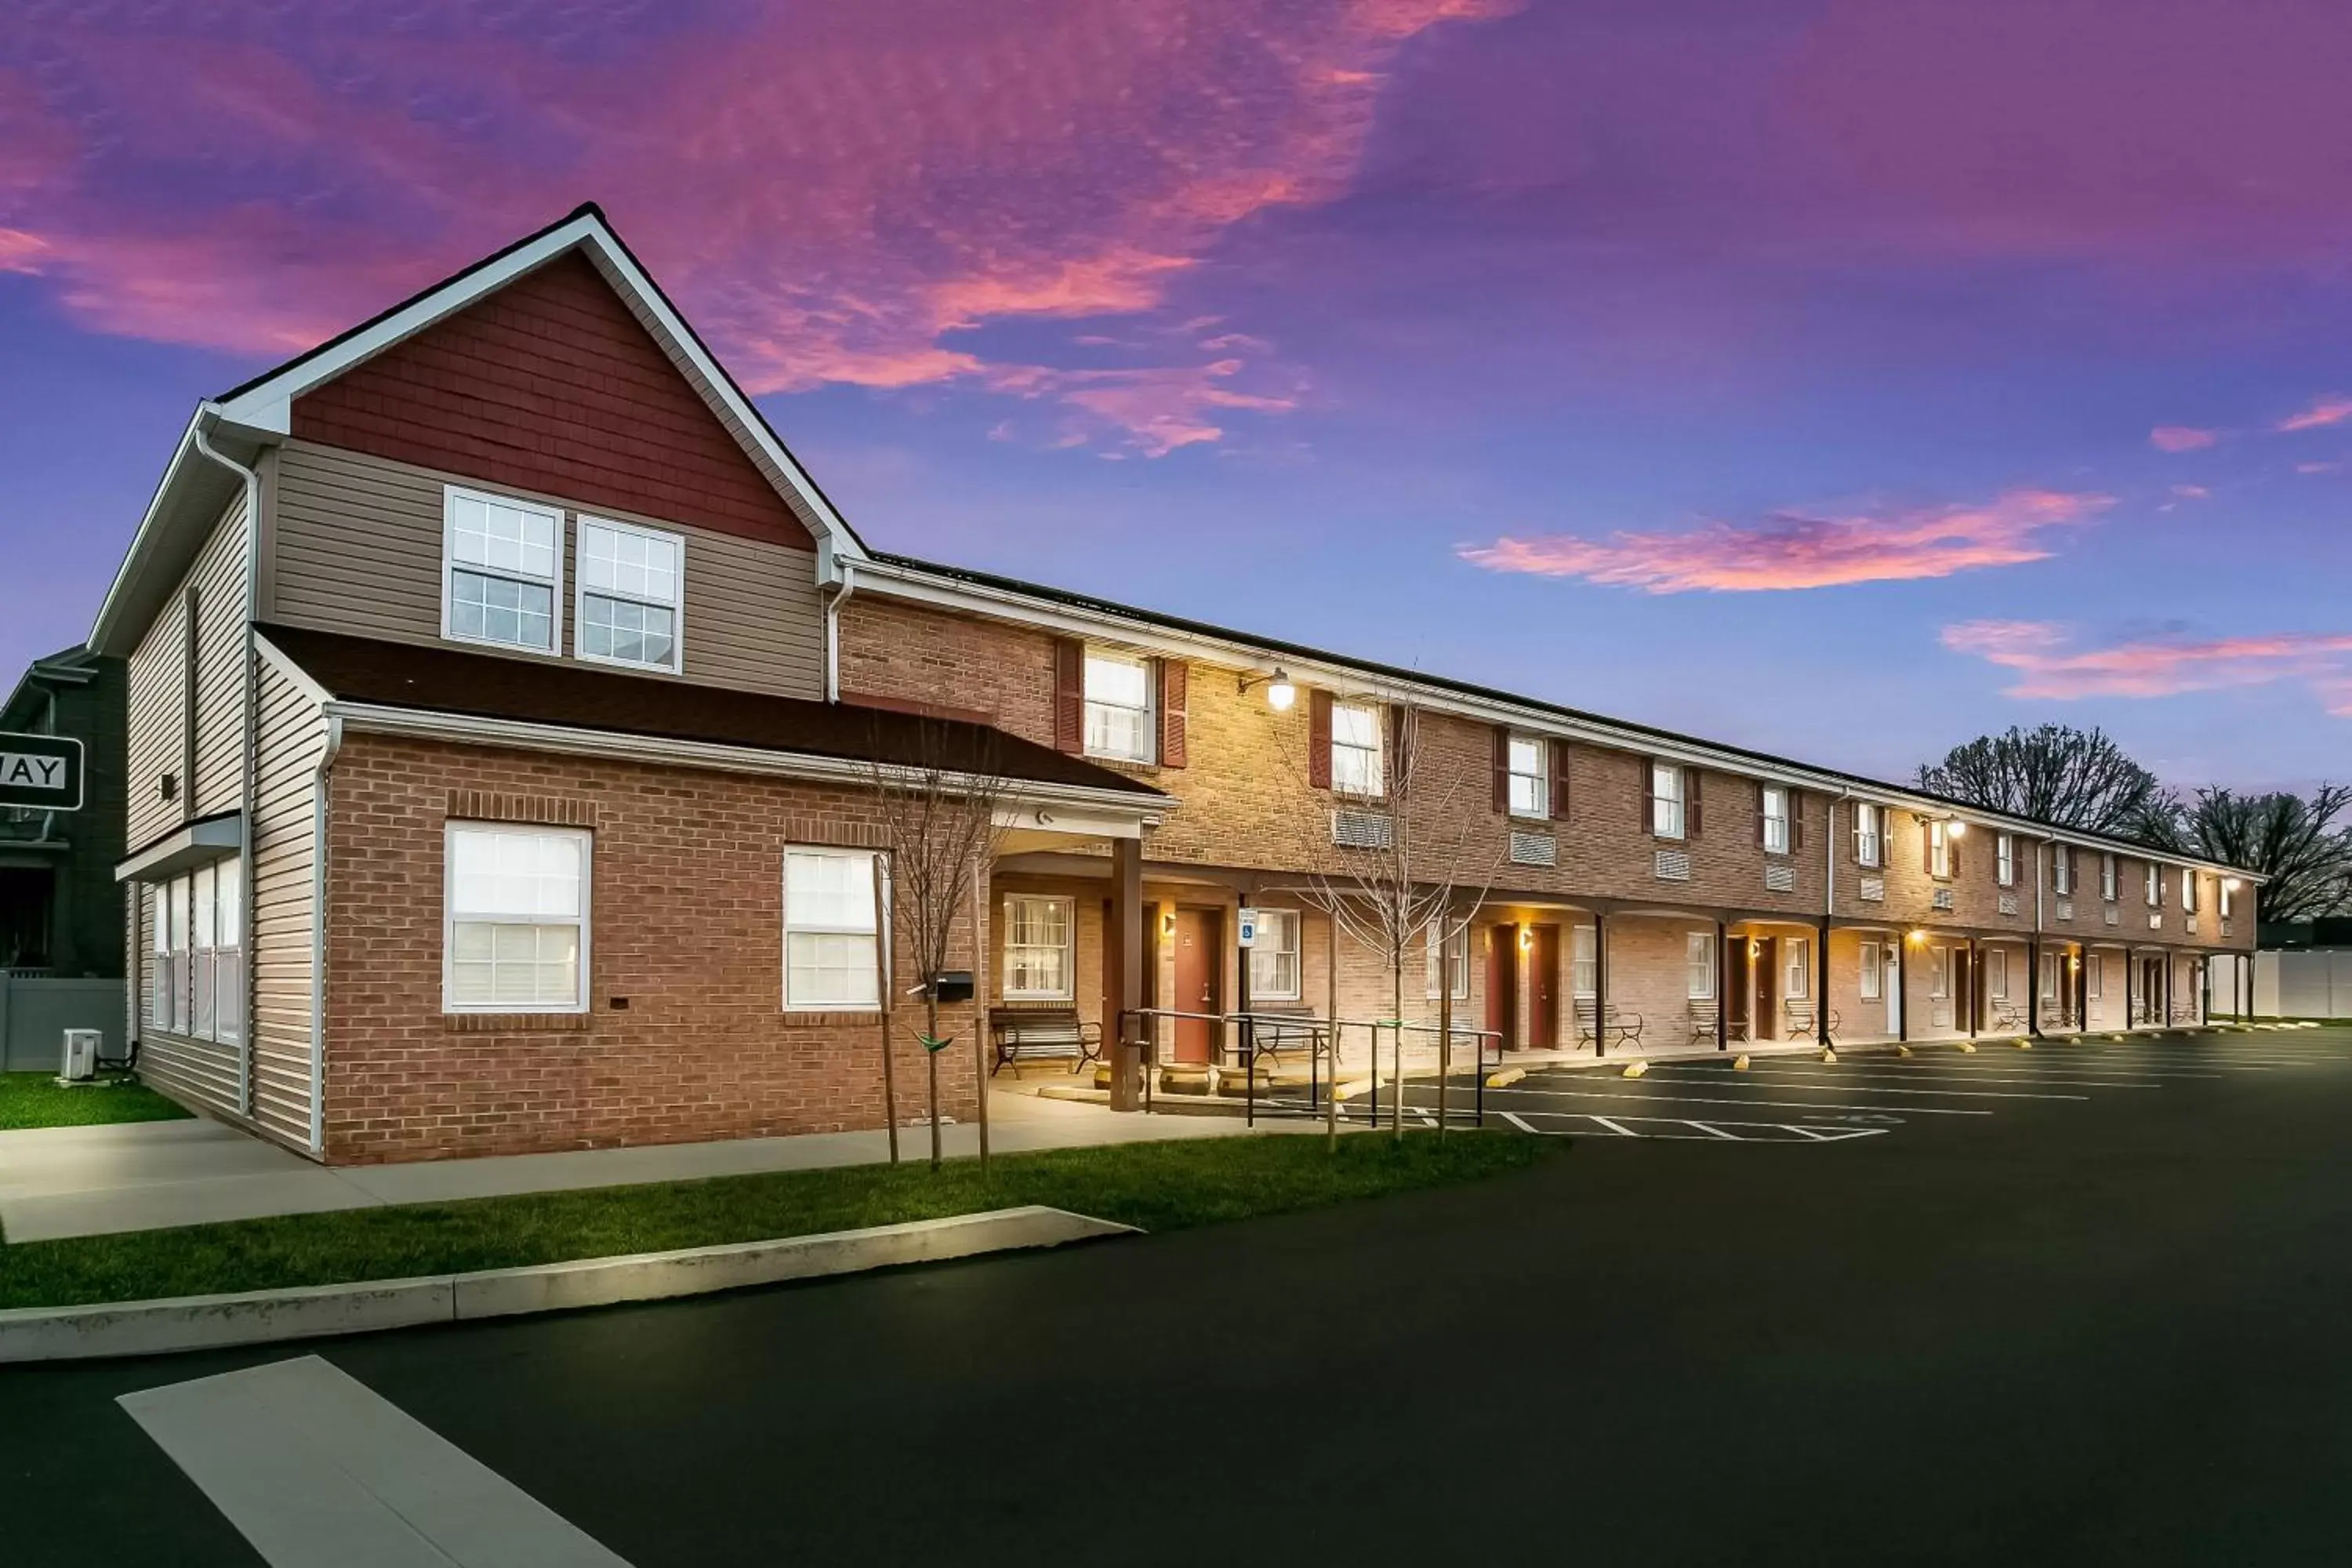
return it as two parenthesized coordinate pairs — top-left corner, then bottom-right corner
(1109, 835), (1145, 1111)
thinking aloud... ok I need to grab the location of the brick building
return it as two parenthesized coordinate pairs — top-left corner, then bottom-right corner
(91, 207), (2256, 1164)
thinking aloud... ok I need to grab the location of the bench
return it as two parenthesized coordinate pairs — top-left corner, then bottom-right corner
(1985, 1001), (2028, 1035)
(1687, 999), (1721, 1049)
(1783, 1000), (1842, 1042)
(1573, 996), (1645, 1052)
(1238, 1013), (1330, 1073)
(988, 1006), (1103, 1076)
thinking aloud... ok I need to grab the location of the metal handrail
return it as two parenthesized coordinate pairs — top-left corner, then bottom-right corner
(1114, 1006), (1500, 1127)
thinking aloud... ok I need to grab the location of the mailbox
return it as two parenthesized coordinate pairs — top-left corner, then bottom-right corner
(929, 971), (975, 1004)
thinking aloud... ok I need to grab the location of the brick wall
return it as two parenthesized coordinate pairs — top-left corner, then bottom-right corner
(321, 733), (977, 1163)
(292, 252), (813, 550)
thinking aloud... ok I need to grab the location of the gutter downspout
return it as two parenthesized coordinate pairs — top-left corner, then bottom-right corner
(308, 712), (343, 1155)
(188, 410), (261, 1119)
(823, 555), (855, 703)
(1822, 788), (1846, 1053)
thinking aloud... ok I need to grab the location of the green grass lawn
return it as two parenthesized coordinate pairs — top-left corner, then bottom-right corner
(0, 1072), (191, 1132)
(0, 1129), (1551, 1311)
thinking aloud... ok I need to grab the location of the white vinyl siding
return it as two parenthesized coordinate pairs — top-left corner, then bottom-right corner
(1508, 735), (1548, 818)
(782, 848), (882, 1011)
(1650, 762), (1685, 839)
(445, 823), (590, 1012)
(1331, 702), (1384, 797)
(443, 486), (562, 654)
(575, 516), (682, 672)
(1003, 895), (1074, 1000)
(1248, 909), (1301, 1001)
(1083, 652), (1156, 764)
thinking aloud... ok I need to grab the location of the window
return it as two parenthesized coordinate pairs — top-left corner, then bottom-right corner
(147, 859), (245, 1043)
(445, 823), (589, 1013)
(1860, 942), (1882, 1001)
(2221, 880), (2235, 919)
(1423, 921), (1470, 1000)
(1930, 945), (1951, 1000)
(1650, 762), (1686, 839)
(1249, 909), (1301, 1001)
(1855, 802), (1882, 867)
(1996, 833), (2016, 887)
(2087, 956), (2103, 1000)
(1571, 924), (1597, 996)
(1783, 937), (1809, 1000)
(2182, 869), (2198, 913)
(2041, 951), (2060, 1001)
(1987, 948), (2009, 1000)
(1002, 894), (1073, 1001)
(2143, 863), (2161, 906)
(1331, 702), (1384, 797)
(1762, 786), (1790, 855)
(1929, 820), (1953, 879)
(1686, 931), (1716, 1000)
(1083, 651), (1156, 764)
(2102, 852), (2118, 901)
(575, 517), (681, 672)
(444, 487), (561, 653)
(2053, 847), (2073, 895)
(781, 848), (882, 1010)
(1507, 735), (1548, 818)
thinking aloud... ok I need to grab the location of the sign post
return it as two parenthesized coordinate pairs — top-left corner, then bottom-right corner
(0, 733), (83, 812)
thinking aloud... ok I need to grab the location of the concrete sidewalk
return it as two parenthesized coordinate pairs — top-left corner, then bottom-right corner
(0, 1091), (1314, 1244)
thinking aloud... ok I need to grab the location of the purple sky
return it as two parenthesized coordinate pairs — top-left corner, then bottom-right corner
(5, 0), (2350, 790)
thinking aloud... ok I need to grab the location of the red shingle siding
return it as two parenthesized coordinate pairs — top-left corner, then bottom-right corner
(292, 252), (813, 550)
(320, 733), (977, 1164)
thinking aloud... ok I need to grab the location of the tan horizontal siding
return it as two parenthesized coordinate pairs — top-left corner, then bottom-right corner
(190, 497), (250, 815)
(271, 439), (823, 699)
(249, 655), (326, 1150)
(125, 591), (187, 848)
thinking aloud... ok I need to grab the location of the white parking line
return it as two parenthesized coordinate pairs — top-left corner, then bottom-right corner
(1502, 1108), (1890, 1142)
(119, 1355), (630, 1567)
(1711, 1064), (2169, 1091)
(1625, 1073), (2089, 1102)
(1481, 1083), (1993, 1116)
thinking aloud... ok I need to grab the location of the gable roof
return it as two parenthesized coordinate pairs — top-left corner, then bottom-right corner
(90, 204), (867, 655)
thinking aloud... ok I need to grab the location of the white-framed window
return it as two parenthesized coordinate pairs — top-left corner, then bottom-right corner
(1762, 786), (1790, 855)
(443, 486), (562, 654)
(1859, 941), (1882, 1001)
(1508, 735), (1548, 818)
(1083, 650), (1156, 764)
(147, 858), (244, 1043)
(1686, 931), (1715, 1000)
(2102, 852), (2118, 901)
(1987, 948), (2009, 1000)
(575, 515), (682, 673)
(2053, 846), (2073, 895)
(1331, 702), (1384, 797)
(1002, 894), (1074, 1001)
(2144, 862), (2161, 906)
(1249, 909), (1301, 1001)
(1650, 761), (1686, 839)
(1423, 921), (1470, 1000)
(1571, 924), (1597, 997)
(781, 848), (883, 1011)
(2087, 956), (2104, 1000)
(2040, 951), (2060, 1000)
(1996, 833), (2016, 887)
(1930, 945), (1951, 1000)
(2220, 880), (2235, 919)
(1855, 802), (1882, 867)
(445, 823), (589, 1013)
(1929, 819), (1954, 879)
(1783, 936), (1809, 1000)
(2182, 869), (2198, 913)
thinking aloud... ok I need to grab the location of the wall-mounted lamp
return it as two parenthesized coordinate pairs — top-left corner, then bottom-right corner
(2223, 877), (2242, 893)
(1947, 820), (1969, 839)
(1160, 909), (1176, 938)
(1237, 667), (1297, 712)
(1518, 924), (1534, 953)
(1907, 929), (1929, 945)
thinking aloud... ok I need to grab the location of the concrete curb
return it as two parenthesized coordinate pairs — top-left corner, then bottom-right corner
(0, 1206), (1135, 1364)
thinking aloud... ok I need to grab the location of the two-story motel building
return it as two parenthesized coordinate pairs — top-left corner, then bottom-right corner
(90, 206), (2256, 1163)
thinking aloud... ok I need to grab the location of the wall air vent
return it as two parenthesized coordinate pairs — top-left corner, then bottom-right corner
(1858, 876), (1886, 902)
(1508, 830), (1557, 867)
(1653, 849), (1692, 881)
(1763, 863), (1796, 893)
(1330, 809), (1393, 851)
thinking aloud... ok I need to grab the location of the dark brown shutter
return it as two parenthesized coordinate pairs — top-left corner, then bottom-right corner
(1308, 689), (1333, 789)
(1687, 768), (1704, 837)
(1052, 637), (1083, 754)
(1791, 789), (1806, 851)
(1923, 820), (1934, 875)
(1156, 658), (1188, 770)
(1755, 782), (1769, 847)
(1951, 826), (1962, 880)
(1640, 756), (1657, 837)
(1550, 739), (1572, 822)
(1492, 727), (1512, 815)
(1387, 704), (1413, 791)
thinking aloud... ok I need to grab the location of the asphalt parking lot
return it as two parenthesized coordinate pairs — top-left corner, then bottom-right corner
(9, 1025), (2352, 1566)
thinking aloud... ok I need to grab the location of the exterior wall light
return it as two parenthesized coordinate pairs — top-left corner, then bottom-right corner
(1518, 924), (1534, 952)
(1908, 929), (1928, 945)
(2222, 877), (2241, 892)
(1947, 820), (1968, 838)
(1239, 667), (1297, 711)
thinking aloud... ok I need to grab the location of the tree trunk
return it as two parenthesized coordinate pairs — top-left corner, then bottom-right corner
(925, 993), (942, 1170)
(874, 853), (900, 1164)
(1437, 930), (1452, 1138)
(1390, 956), (1405, 1141)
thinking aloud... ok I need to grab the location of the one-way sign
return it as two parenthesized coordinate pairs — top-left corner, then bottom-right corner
(0, 732), (84, 811)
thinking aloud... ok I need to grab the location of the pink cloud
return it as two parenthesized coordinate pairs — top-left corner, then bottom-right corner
(1457, 488), (2112, 593)
(1944, 620), (2352, 711)
(0, 1), (1513, 455)
(2278, 396), (2352, 432)
(2169, 484), (2210, 500)
(2149, 425), (2218, 452)
(2297, 461), (2343, 475)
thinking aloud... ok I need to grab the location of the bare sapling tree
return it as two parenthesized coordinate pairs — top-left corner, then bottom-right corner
(867, 717), (1014, 1171)
(1291, 696), (1502, 1144)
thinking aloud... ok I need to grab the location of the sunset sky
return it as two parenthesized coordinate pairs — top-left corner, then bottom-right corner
(4, 0), (2349, 789)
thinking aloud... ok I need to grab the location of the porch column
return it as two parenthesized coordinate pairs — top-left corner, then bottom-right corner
(2027, 935), (2041, 1037)
(1816, 914), (1831, 1048)
(1896, 937), (1909, 1044)
(1592, 912), (1609, 1058)
(2125, 953), (2135, 1029)
(1715, 918), (1729, 1051)
(1965, 938), (1978, 1039)
(1109, 835), (1145, 1111)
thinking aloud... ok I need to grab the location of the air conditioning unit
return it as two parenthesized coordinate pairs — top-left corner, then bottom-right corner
(59, 1029), (100, 1083)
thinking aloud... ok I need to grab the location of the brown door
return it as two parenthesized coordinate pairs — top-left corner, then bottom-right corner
(1755, 937), (1779, 1041)
(1529, 925), (1561, 1050)
(1485, 927), (1518, 1051)
(1171, 908), (1220, 1064)
(1727, 936), (1752, 1040)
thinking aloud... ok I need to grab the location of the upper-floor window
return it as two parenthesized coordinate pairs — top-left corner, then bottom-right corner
(2144, 862), (2161, 906)
(575, 517), (682, 673)
(1507, 735), (1548, 818)
(445, 822), (588, 1014)
(1331, 702), (1384, 797)
(2182, 869), (2198, 913)
(782, 848), (881, 1011)
(1996, 832), (2016, 887)
(2102, 852), (2118, 901)
(1761, 786), (1790, 855)
(1083, 651), (1156, 764)
(2053, 846), (2073, 895)
(2221, 879), (2236, 919)
(1249, 909), (1301, 1001)
(1650, 762), (1686, 840)
(1003, 894), (1074, 1000)
(1854, 802), (1882, 867)
(444, 487), (562, 654)
(1929, 819), (1954, 879)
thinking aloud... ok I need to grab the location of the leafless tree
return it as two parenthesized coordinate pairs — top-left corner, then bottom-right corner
(1918, 724), (2173, 840)
(2176, 785), (2352, 924)
(1290, 696), (1502, 1144)
(867, 717), (1014, 1171)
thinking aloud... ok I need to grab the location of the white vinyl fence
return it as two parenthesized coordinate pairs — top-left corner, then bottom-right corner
(0, 973), (128, 1072)
(2209, 952), (2352, 1021)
